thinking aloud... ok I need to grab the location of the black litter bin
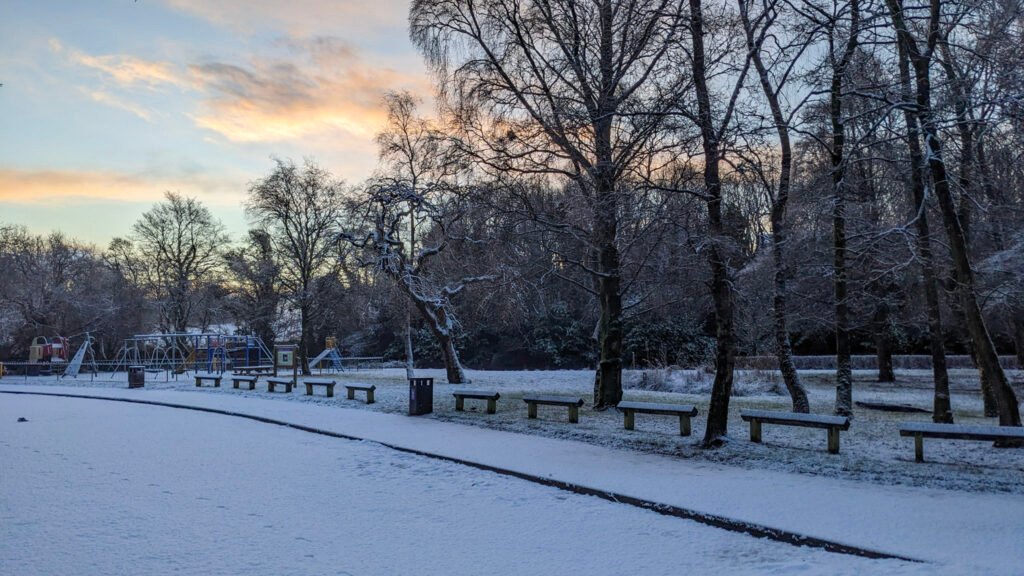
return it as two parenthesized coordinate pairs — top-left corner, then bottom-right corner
(408, 377), (434, 415)
(128, 365), (145, 388)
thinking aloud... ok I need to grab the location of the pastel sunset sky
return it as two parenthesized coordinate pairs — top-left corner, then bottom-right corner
(0, 0), (430, 244)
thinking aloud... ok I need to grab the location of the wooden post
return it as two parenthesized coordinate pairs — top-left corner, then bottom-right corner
(568, 405), (579, 424)
(195, 377), (200, 388)
(455, 396), (465, 411)
(624, 410), (635, 430)
(827, 427), (840, 454)
(366, 388), (375, 404)
(326, 384), (334, 398)
(914, 433), (924, 462)
(305, 383), (313, 396)
(486, 398), (496, 414)
(750, 419), (762, 443)
(347, 388), (355, 400)
(527, 402), (537, 419)
(679, 415), (691, 437)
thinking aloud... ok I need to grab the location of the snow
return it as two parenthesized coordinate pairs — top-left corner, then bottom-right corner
(0, 393), (938, 576)
(3, 381), (1024, 574)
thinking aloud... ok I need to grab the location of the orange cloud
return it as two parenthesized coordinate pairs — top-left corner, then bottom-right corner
(188, 39), (431, 142)
(0, 169), (245, 206)
(51, 38), (185, 89)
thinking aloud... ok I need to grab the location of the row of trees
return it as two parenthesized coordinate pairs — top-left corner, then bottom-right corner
(1, 0), (1022, 447)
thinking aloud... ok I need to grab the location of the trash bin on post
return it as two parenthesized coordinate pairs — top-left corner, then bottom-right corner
(128, 365), (145, 388)
(408, 377), (434, 415)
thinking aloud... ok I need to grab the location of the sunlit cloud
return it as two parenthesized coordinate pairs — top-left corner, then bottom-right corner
(0, 169), (245, 206)
(81, 89), (155, 121)
(188, 37), (430, 142)
(51, 38), (186, 89)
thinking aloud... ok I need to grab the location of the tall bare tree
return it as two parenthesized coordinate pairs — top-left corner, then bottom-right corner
(411, 0), (689, 407)
(247, 159), (344, 374)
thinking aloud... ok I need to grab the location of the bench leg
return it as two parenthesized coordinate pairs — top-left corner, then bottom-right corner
(233, 381), (240, 389)
(366, 389), (375, 404)
(486, 398), (496, 414)
(248, 382), (255, 391)
(527, 402), (537, 419)
(679, 415), (691, 437)
(568, 405), (579, 424)
(305, 383), (313, 396)
(455, 397), (465, 411)
(268, 383), (274, 393)
(750, 420), (762, 443)
(326, 385), (334, 398)
(195, 380), (200, 388)
(286, 384), (293, 393)
(214, 379), (220, 388)
(347, 388), (355, 400)
(624, 411), (635, 431)
(914, 433), (924, 463)
(827, 428), (840, 454)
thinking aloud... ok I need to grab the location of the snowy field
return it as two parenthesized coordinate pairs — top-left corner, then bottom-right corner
(0, 394), (944, 576)
(12, 367), (1023, 494)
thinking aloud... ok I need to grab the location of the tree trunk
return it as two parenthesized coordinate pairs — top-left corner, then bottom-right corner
(691, 0), (736, 446)
(438, 331), (467, 385)
(590, 4), (624, 409)
(299, 303), (312, 376)
(892, 11), (1022, 433)
(830, 44), (855, 417)
(592, 191), (624, 409)
(873, 301), (896, 383)
(896, 39), (953, 423)
(405, 311), (415, 380)
(1014, 313), (1024, 369)
(742, 1), (809, 413)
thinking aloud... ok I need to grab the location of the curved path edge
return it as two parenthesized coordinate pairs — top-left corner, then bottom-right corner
(1, 389), (921, 563)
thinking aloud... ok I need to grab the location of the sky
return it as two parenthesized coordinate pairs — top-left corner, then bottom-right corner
(0, 0), (432, 245)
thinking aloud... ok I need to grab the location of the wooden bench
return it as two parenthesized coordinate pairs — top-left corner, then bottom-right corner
(900, 422), (1024, 462)
(233, 365), (274, 376)
(523, 395), (585, 423)
(304, 379), (336, 398)
(345, 384), (375, 404)
(194, 374), (222, 388)
(231, 375), (258, 390)
(453, 390), (500, 414)
(266, 378), (294, 394)
(616, 401), (698, 436)
(740, 409), (851, 454)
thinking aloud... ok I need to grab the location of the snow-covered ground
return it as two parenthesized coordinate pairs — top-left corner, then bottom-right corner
(2, 393), (941, 576)
(12, 367), (1022, 494)
(2, 368), (1024, 569)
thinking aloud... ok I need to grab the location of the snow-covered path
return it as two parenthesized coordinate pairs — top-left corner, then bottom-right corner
(1, 394), (929, 576)
(3, 384), (1022, 574)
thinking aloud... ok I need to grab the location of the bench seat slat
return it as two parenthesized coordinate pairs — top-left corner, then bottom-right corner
(522, 395), (584, 407)
(345, 384), (375, 390)
(266, 378), (294, 384)
(740, 409), (850, 429)
(900, 422), (1024, 440)
(304, 380), (335, 386)
(452, 390), (500, 400)
(616, 401), (697, 416)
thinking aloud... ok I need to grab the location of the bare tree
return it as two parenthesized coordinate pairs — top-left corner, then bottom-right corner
(224, 229), (282, 349)
(886, 0), (1022, 432)
(737, 0), (814, 412)
(247, 159), (344, 374)
(411, 0), (689, 407)
(121, 192), (227, 335)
